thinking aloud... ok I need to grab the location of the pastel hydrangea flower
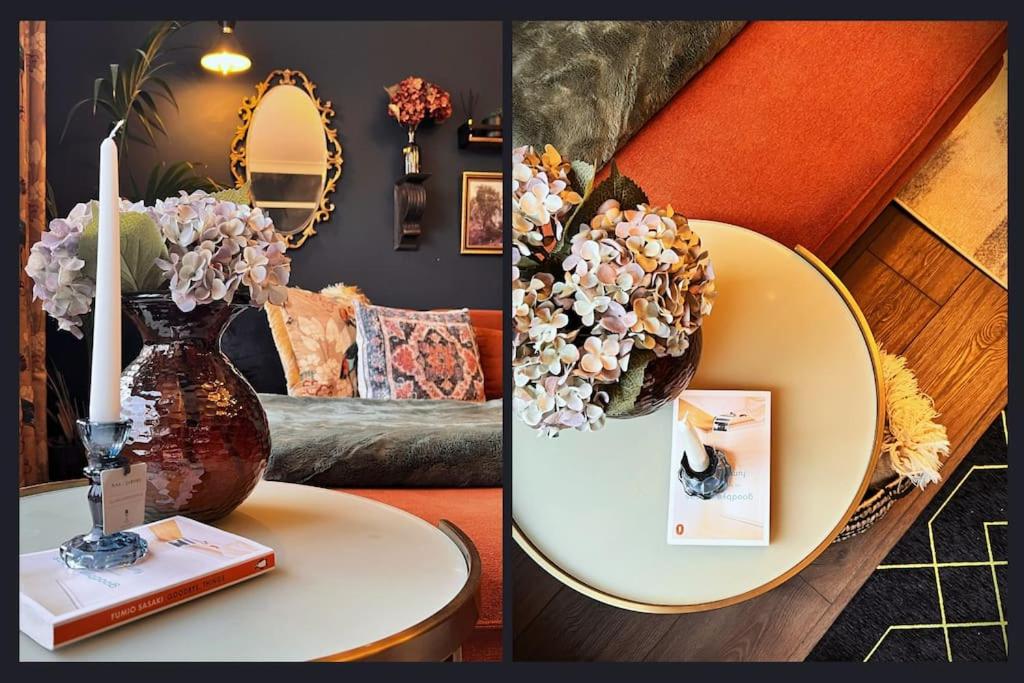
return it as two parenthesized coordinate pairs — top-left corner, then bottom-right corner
(511, 169), (716, 437)
(511, 145), (582, 257)
(27, 190), (292, 337)
(24, 202), (97, 338)
(152, 190), (291, 311)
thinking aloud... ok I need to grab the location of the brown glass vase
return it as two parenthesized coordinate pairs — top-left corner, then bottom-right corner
(120, 292), (270, 523)
(609, 328), (702, 419)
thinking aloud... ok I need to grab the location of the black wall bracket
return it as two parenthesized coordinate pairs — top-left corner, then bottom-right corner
(393, 172), (430, 250)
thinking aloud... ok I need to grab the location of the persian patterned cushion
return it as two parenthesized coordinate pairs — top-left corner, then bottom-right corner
(265, 284), (368, 397)
(355, 304), (486, 402)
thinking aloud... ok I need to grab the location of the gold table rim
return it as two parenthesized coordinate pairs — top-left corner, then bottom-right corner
(512, 241), (885, 614)
(20, 481), (482, 661)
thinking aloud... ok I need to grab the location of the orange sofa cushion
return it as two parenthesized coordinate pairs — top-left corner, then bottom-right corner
(343, 487), (502, 661)
(468, 309), (503, 401)
(610, 20), (1007, 264)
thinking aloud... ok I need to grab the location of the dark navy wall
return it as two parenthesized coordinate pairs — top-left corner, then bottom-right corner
(48, 20), (503, 306)
(44, 21), (503, 476)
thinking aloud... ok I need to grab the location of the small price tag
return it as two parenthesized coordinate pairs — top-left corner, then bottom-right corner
(100, 463), (147, 534)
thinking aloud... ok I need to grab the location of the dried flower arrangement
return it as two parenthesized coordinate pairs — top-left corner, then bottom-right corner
(25, 188), (290, 339)
(385, 76), (453, 131)
(512, 145), (716, 436)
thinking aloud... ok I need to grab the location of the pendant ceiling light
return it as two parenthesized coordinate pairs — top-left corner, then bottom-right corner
(201, 21), (251, 75)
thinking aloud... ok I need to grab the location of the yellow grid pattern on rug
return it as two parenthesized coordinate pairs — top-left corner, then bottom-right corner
(864, 414), (1008, 663)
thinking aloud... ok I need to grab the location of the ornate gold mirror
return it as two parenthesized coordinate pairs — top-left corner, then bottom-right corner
(230, 69), (342, 249)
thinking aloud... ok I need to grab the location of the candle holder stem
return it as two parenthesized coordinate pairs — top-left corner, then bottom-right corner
(59, 419), (148, 570)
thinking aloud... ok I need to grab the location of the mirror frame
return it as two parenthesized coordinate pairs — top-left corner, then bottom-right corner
(230, 69), (343, 249)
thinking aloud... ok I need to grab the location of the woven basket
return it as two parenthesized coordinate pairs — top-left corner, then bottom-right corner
(835, 475), (915, 542)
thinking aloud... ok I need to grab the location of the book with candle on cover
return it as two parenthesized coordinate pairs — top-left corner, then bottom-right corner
(667, 389), (771, 546)
(19, 516), (275, 650)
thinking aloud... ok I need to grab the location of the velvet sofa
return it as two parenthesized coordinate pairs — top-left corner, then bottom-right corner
(335, 309), (503, 661)
(606, 20), (1007, 264)
(226, 308), (503, 661)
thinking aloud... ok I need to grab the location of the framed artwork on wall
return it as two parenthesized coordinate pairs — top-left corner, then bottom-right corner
(460, 171), (503, 254)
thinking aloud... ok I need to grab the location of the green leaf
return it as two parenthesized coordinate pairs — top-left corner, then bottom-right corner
(124, 130), (151, 147)
(514, 254), (542, 280)
(149, 77), (179, 111)
(77, 204), (100, 272)
(552, 159), (650, 264)
(92, 98), (120, 124)
(514, 254), (540, 270)
(128, 172), (141, 202)
(136, 92), (167, 134)
(144, 61), (175, 80)
(570, 160), (595, 198)
(60, 98), (93, 143)
(605, 349), (655, 417)
(78, 203), (169, 293)
(45, 180), (59, 223)
(139, 161), (223, 205)
(91, 77), (104, 114)
(130, 103), (160, 146)
(552, 178), (615, 261)
(609, 159), (649, 210)
(212, 182), (253, 205)
(61, 21), (182, 160)
(558, 159), (597, 247)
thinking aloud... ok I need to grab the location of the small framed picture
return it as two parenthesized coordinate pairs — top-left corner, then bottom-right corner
(460, 171), (503, 254)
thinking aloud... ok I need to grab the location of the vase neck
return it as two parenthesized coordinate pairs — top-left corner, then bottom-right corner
(122, 294), (243, 345)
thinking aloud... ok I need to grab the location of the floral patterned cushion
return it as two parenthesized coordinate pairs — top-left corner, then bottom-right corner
(265, 285), (368, 397)
(355, 304), (486, 402)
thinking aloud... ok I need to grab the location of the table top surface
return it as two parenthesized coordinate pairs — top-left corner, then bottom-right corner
(513, 220), (881, 611)
(21, 481), (470, 661)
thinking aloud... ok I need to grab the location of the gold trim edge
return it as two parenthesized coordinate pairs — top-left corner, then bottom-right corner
(20, 484), (482, 661)
(512, 243), (886, 614)
(316, 519), (482, 662)
(229, 68), (343, 251)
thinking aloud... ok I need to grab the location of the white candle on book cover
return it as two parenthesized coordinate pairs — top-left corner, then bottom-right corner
(88, 122), (124, 423)
(679, 412), (709, 472)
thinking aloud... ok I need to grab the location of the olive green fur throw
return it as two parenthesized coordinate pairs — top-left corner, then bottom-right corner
(512, 20), (747, 167)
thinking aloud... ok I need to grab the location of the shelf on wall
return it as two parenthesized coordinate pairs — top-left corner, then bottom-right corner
(457, 121), (502, 150)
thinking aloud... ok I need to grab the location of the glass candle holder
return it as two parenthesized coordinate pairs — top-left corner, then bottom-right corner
(59, 419), (148, 570)
(677, 444), (732, 500)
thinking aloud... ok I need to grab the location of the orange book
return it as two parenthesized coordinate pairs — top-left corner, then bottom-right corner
(20, 516), (275, 650)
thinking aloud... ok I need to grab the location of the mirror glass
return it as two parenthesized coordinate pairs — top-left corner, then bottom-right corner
(232, 70), (341, 248)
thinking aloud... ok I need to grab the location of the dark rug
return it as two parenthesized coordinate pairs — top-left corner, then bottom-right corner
(809, 413), (1008, 661)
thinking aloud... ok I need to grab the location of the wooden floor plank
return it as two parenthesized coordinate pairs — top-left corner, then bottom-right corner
(901, 270), (1008, 451)
(868, 208), (973, 304)
(833, 203), (901, 278)
(511, 543), (562, 638)
(513, 584), (680, 661)
(843, 250), (939, 355)
(644, 577), (829, 662)
(799, 523), (884, 603)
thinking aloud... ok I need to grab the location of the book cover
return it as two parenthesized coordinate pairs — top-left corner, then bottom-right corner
(666, 389), (771, 546)
(20, 516), (275, 650)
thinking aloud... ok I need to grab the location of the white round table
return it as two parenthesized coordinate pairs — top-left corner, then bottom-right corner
(21, 480), (479, 661)
(513, 220), (883, 612)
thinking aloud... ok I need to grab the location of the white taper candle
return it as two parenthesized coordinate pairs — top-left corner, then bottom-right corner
(678, 411), (710, 472)
(88, 121), (124, 423)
